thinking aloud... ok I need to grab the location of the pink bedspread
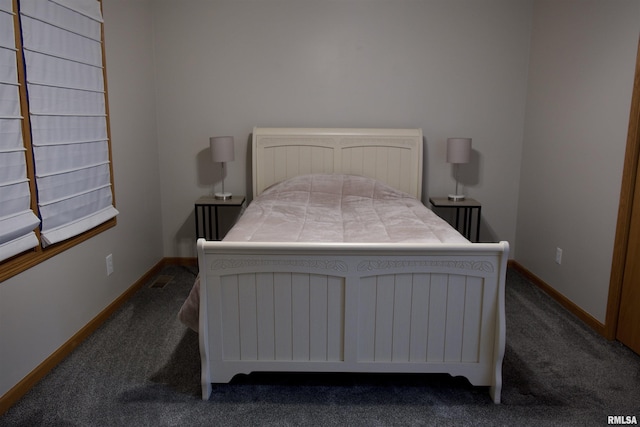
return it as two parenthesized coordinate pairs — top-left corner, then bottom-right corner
(225, 174), (467, 244)
(178, 174), (468, 331)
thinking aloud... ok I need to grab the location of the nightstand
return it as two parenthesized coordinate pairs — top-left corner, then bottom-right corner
(195, 195), (245, 240)
(429, 197), (481, 242)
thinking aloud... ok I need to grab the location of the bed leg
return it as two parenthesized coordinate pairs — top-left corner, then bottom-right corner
(202, 381), (212, 400)
(489, 385), (501, 404)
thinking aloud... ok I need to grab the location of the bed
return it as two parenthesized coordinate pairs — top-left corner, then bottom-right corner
(185, 127), (509, 403)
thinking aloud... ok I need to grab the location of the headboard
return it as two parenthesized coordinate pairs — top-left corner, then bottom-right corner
(252, 127), (423, 199)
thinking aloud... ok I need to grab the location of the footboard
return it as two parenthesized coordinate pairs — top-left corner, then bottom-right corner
(197, 239), (509, 403)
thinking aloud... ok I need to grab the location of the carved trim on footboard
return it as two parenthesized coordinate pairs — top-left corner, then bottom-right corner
(211, 258), (349, 272)
(357, 260), (495, 273)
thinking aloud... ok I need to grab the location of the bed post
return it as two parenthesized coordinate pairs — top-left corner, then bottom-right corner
(197, 239), (213, 400)
(490, 241), (509, 403)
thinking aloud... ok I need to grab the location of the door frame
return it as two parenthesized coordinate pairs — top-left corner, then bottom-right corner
(606, 36), (640, 340)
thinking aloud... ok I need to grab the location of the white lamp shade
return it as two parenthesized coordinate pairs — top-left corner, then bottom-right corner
(446, 138), (472, 164)
(210, 136), (235, 163)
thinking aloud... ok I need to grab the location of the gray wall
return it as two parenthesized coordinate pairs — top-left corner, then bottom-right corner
(0, 0), (163, 397)
(152, 0), (533, 257)
(516, 0), (639, 323)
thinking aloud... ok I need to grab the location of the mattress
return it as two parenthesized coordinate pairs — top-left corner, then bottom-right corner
(178, 174), (467, 332)
(224, 174), (468, 244)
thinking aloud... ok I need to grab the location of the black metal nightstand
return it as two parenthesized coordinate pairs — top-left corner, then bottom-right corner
(195, 195), (245, 240)
(429, 197), (481, 242)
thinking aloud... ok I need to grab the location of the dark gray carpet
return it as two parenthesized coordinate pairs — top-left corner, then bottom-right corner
(1, 265), (638, 426)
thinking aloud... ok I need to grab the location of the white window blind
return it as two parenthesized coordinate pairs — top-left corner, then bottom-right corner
(19, 0), (117, 247)
(0, 0), (41, 262)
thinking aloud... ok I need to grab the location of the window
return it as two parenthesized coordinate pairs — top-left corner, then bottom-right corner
(0, 0), (116, 281)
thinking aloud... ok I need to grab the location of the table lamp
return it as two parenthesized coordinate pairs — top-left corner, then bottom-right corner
(446, 137), (471, 201)
(210, 136), (235, 200)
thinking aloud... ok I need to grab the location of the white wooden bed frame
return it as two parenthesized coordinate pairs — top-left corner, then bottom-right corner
(197, 127), (509, 403)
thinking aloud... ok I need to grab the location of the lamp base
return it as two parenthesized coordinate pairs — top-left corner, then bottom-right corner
(214, 192), (232, 200)
(448, 194), (466, 201)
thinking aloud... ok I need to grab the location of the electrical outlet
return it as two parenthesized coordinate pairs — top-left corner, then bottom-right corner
(106, 254), (114, 276)
(555, 247), (563, 265)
